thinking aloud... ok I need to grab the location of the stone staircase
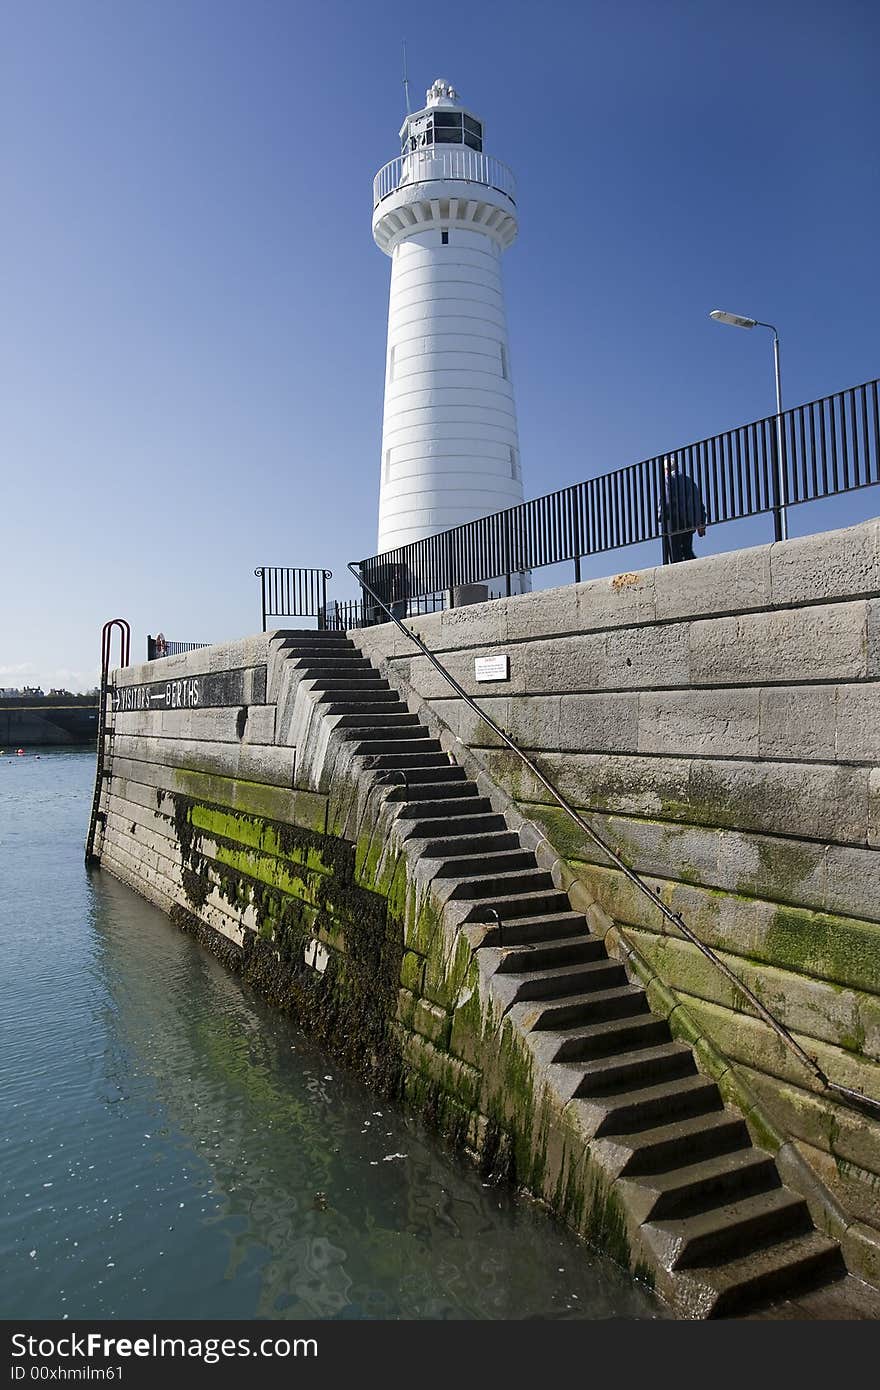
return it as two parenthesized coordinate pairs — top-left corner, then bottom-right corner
(271, 628), (848, 1318)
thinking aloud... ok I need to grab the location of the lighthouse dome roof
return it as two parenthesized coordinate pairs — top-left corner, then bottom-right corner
(426, 78), (459, 107)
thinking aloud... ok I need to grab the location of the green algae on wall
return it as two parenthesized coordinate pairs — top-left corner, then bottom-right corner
(167, 791), (404, 1095)
(761, 907), (880, 996)
(161, 784), (615, 1275)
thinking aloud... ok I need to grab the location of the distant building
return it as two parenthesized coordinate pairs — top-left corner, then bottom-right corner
(2, 686), (47, 698)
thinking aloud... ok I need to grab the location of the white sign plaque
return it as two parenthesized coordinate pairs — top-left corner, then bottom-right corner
(474, 654), (510, 682)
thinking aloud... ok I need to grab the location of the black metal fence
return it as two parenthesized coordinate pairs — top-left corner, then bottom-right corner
(357, 377), (880, 604)
(327, 590), (445, 631)
(146, 635), (209, 660)
(254, 567), (332, 631)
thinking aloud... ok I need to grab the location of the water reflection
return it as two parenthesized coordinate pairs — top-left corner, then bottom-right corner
(1, 751), (665, 1320)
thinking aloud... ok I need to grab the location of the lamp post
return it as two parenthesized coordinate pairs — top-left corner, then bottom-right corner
(709, 309), (787, 542)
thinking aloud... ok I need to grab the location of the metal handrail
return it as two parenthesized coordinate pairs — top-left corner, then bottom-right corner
(348, 561), (880, 1120)
(373, 148), (516, 208)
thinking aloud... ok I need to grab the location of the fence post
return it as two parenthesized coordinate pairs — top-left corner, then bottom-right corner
(770, 416), (785, 543)
(570, 487), (582, 583)
(254, 568), (267, 632)
(502, 513), (512, 596)
(444, 530), (455, 609)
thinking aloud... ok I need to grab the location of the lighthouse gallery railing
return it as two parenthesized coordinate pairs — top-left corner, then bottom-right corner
(373, 149), (516, 208)
(356, 376), (880, 603)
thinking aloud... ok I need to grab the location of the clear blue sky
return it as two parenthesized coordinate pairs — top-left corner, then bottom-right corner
(3, 0), (878, 690)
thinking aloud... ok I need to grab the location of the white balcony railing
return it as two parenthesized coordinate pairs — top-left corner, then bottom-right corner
(372, 149), (516, 209)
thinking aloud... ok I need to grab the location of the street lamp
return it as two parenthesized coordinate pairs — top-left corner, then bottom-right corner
(709, 309), (788, 542)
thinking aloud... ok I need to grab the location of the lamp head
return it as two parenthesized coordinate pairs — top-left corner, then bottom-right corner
(710, 309), (758, 329)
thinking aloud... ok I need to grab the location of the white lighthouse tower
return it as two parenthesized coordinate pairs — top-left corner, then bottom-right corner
(372, 78), (524, 573)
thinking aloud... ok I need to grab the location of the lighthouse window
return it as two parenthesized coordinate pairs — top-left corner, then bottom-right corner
(463, 116), (483, 150)
(402, 112), (483, 153)
(433, 112), (462, 144)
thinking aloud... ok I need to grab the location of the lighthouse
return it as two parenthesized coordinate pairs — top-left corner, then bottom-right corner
(372, 78), (525, 580)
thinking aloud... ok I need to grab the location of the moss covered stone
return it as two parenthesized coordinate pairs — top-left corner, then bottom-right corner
(761, 906), (880, 995)
(167, 792), (405, 1096)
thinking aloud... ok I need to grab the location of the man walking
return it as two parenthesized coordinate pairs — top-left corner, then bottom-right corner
(659, 455), (706, 563)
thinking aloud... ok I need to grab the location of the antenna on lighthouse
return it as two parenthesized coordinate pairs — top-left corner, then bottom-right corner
(402, 40), (411, 114)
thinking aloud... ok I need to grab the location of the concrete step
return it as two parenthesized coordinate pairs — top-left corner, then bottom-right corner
(378, 772), (469, 795)
(530, 984), (650, 1031)
(418, 831), (521, 857)
(323, 700), (411, 716)
(551, 1013), (671, 1063)
(396, 796), (492, 821)
(651, 1187), (812, 1271)
(694, 1231), (845, 1318)
(291, 657), (375, 670)
(272, 626), (351, 635)
(643, 1148), (781, 1222)
(402, 813), (509, 839)
(573, 1041), (696, 1098)
(429, 849), (538, 879)
(283, 649), (358, 662)
(480, 911), (593, 949)
(495, 934), (605, 973)
(356, 752), (452, 770)
(465, 889), (577, 923)
(368, 767), (468, 789)
(333, 713), (421, 729)
(308, 676), (389, 693)
(291, 658), (369, 675)
(615, 1111), (752, 1177)
(316, 688), (401, 705)
(449, 868), (555, 901)
(275, 635), (354, 650)
(348, 737), (442, 756)
(508, 957), (626, 1002)
(340, 725), (432, 744)
(587, 1073), (722, 1137)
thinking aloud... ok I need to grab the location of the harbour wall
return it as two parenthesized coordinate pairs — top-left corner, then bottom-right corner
(355, 518), (880, 1250)
(94, 517), (880, 1295)
(96, 638), (613, 1275)
(1, 697), (98, 746)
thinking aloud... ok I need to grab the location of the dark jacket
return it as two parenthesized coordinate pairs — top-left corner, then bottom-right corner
(659, 471), (706, 533)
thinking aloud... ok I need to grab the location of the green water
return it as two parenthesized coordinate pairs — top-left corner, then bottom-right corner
(1, 749), (664, 1320)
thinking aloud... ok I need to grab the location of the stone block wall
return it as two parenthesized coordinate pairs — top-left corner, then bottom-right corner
(355, 519), (880, 1236)
(95, 632), (600, 1263)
